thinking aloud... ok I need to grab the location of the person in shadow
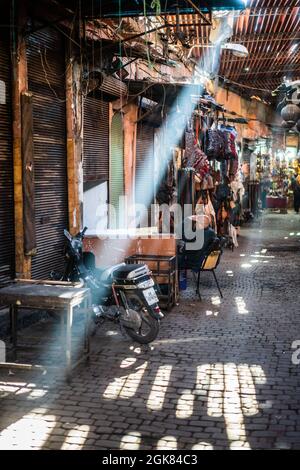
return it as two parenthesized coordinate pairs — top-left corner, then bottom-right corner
(178, 214), (220, 270)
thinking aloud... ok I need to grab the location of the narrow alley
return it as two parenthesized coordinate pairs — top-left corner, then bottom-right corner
(1, 212), (300, 450)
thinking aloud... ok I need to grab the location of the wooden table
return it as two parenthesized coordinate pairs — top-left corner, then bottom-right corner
(0, 282), (92, 381)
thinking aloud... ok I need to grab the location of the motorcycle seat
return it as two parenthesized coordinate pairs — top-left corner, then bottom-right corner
(99, 263), (148, 282)
(99, 263), (127, 282)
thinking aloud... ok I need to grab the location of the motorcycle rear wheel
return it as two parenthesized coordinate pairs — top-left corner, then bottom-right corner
(122, 293), (160, 344)
(123, 309), (159, 344)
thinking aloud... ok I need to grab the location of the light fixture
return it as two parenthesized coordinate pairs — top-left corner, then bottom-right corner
(187, 42), (249, 59)
(221, 43), (249, 58)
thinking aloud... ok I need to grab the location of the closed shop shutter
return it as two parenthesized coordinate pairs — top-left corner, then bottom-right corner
(83, 96), (109, 182)
(27, 28), (68, 279)
(110, 112), (124, 227)
(135, 122), (155, 226)
(0, 35), (14, 282)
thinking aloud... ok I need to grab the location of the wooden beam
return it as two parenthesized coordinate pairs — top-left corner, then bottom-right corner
(11, 0), (31, 278)
(236, 67), (300, 77)
(193, 31), (300, 45)
(66, 46), (81, 235)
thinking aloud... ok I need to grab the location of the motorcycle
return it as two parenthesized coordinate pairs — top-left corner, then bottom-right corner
(51, 227), (163, 344)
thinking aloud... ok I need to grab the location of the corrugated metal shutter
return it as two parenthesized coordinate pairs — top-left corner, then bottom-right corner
(0, 35), (14, 282)
(27, 29), (68, 279)
(110, 112), (124, 227)
(135, 122), (155, 225)
(83, 96), (109, 182)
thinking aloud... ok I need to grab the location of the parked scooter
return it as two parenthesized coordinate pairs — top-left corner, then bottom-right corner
(50, 227), (163, 344)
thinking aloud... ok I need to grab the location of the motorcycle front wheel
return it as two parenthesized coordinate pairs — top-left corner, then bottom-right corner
(122, 294), (160, 344)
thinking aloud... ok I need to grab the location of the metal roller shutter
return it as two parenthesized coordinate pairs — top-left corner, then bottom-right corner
(135, 122), (155, 226)
(0, 35), (14, 282)
(83, 96), (109, 182)
(110, 112), (124, 228)
(27, 28), (68, 279)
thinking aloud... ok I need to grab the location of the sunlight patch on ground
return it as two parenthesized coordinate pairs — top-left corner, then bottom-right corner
(206, 310), (219, 316)
(120, 432), (141, 450)
(211, 296), (221, 306)
(223, 363), (249, 448)
(207, 363), (224, 418)
(0, 412), (56, 449)
(250, 365), (267, 385)
(157, 436), (177, 450)
(238, 364), (259, 416)
(241, 263), (252, 269)
(251, 254), (274, 259)
(235, 297), (249, 314)
(61, 424), (90, 450)
(176, 390), (195, 419)
(103, 361), (148, 399)
(147, 365), (173, 411)
(119, 357), (137, 368)
(195, 364), (211, 396)
(192, 441), (213, 450)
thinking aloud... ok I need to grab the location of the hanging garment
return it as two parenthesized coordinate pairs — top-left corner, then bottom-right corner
(177, 168), (195, 208)
(193, 147), (210, 179)
(197, 197), (217, 232)
(206, 128), (225, 160)
(220, 160), (228, 179)
(184, 129), (195, 167)
(231, 175), (245, 202)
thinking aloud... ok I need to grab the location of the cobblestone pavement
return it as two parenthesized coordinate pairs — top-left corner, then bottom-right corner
(1, 212), (300, 450)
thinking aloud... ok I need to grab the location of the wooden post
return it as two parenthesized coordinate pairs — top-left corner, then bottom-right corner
(66, 55), (81, 235)
(11, 1), (31, 278)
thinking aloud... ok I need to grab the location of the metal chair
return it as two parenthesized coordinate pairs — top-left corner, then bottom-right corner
(193, 249), (223, 301)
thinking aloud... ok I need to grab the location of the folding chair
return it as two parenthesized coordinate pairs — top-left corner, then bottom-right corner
(193, 249), (223, 301)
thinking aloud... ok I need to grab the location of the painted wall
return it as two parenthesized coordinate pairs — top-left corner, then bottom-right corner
(122, 103), (138, 204)
(215, 87), (281, 141)
(110, 100), (139, 205)
(83, 181), (108, 233)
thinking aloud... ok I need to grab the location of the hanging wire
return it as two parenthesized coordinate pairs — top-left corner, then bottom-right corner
(218, 74), (272, 94)
(119, 0), (124, 114)
(39, 48), (67, 103)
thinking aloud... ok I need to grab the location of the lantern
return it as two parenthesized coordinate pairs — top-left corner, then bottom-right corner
(281, 104), (300, 123)
(281, 120), (295, 129)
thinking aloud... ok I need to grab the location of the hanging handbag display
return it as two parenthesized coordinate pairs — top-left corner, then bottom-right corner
(206, 128), (225, 160)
